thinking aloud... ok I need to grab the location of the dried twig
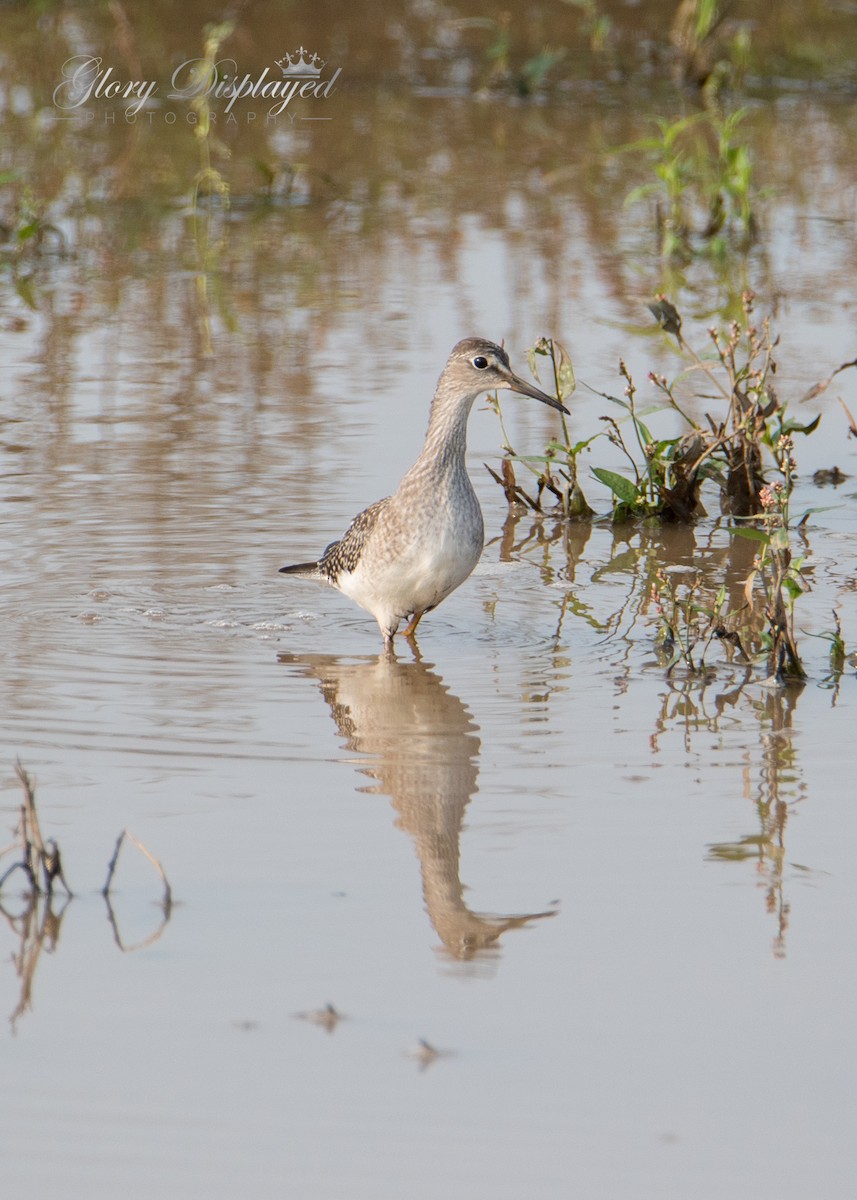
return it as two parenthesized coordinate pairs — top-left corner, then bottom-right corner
(839, 396), (857, 439)
(102, 829), (173, 953)
(0, 762), (72, 897)
(484, 459), (541, 511)
(799, 357), (857, 404)
(103, 828), (172, 910)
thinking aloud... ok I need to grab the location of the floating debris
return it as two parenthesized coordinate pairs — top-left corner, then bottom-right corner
(812, 466), (849, 487)
(294, 1003), (346, 1033)
(405, 1038), (453, 1071)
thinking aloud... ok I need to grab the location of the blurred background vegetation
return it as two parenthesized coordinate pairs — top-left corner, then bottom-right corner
(1, 1), (855, 425)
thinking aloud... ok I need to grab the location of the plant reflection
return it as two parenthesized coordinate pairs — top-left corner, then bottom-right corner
(0, 888), (174, 1030)
(1, 890), (70, 1033)
(103, 890), (173, 955)
(1, 772), (174, 1028)
(500, 513), (814, 958)
(705, 684), (806, 959)
(279, 650), (556, 964)
(606, 530), (810, 958)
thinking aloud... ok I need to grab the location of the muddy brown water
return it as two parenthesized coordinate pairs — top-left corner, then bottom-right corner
(2, 6), (857, 1198)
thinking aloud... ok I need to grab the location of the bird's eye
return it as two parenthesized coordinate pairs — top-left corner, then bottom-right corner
(472, 356), (489, 370)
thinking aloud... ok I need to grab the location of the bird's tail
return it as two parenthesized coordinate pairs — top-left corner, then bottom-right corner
(279, 560), (321, 578)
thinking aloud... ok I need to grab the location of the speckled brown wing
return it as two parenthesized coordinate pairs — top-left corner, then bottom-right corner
(317, 497), (391, 583)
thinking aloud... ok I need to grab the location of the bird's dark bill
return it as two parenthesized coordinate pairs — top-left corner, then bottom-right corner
(508, 373), (569, 415)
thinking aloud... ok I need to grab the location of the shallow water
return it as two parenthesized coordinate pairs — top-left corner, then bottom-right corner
(3, 5), (857, 1198)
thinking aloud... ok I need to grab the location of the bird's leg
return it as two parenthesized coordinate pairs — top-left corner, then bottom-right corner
(401, 610), (426, 640)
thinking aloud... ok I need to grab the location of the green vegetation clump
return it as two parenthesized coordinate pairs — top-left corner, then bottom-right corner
(488, 293), (857, 683)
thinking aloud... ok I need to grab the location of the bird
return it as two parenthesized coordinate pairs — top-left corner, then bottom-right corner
(279, 337), (569, 649)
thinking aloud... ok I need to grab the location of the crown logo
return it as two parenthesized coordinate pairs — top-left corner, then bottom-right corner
(275, 48), (325, 77)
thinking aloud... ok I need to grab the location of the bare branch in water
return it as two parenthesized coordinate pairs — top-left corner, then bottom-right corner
(0, 762), (72, 898)
(102, 829), (174, 953)
(103, 828), (173, 911)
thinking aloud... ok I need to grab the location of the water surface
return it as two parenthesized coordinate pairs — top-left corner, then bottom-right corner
(2, 6), (857, 1198)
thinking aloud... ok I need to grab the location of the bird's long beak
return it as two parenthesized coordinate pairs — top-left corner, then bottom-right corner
(504, 370), (570, 416)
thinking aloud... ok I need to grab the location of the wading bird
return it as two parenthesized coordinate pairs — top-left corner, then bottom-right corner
(280, 338), (568, 648)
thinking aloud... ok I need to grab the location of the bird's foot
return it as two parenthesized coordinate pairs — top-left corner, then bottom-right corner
(401, 611), (425, 640)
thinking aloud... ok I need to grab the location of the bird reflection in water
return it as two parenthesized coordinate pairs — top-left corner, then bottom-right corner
(279, 650), (556, 962)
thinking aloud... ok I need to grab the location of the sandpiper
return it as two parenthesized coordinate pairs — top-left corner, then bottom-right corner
(280, 337), (568, 648)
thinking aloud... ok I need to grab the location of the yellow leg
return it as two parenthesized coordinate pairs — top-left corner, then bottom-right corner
(401, 610), (426, 639)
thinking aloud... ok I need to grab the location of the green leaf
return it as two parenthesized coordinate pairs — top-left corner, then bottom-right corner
(698, 461), (727, 486)
(795, 505), (839, 526)
(14, 274), (38, 310)
(508, 454), (561, 465)
(612, 501), (637, 523)
(781, 414), (821, 436)
(634, 417), (653, 445)
(552, 339), (576, 402)
(545, 434), (599, 456)
(591, 467), (640, 504)
(690, 602), (714, 618)
(527, 344), (546, 383)
(623, 183), (660, 208)
(729, 526), (771, 545)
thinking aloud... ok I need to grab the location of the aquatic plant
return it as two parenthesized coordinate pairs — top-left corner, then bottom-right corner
(561, 0), (613, 54)
(486, 290), (857, 682)
(654, 476), (808, 683)
(0, 182), (65, 263)
(187, 21), (234, 355)
(478, 13), (566, 95)
(0, 176), (67, 309)
(484, 337), (595, 518)
(670, 0), (752, 91)
(489, 293), (855, 529)
(589, 355), (714, 522)
(636, 420), (813, 683)
(816, 610), (847, 676)
(603, 293), (835, 682)
(651, 567), (747, 675)
(730, 429), (809, 681)
(621, 107), (756, 259)
(594, 293), (829, 522)
(189, 22), (234, 209)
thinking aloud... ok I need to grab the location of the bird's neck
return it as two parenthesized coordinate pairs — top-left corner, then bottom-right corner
(413, 390), (478, 477)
